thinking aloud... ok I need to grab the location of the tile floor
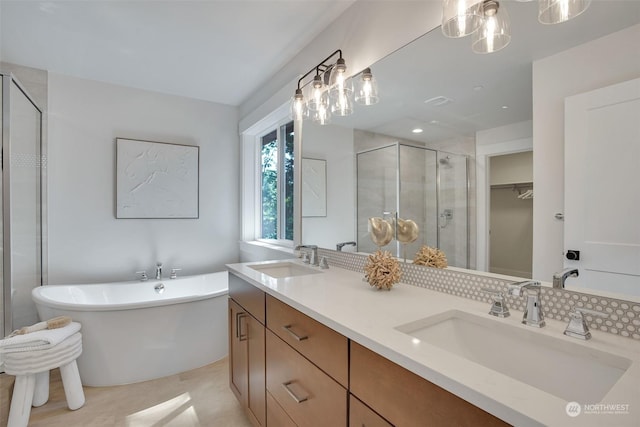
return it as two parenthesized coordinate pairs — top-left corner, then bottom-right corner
(0, 357), (252, 426)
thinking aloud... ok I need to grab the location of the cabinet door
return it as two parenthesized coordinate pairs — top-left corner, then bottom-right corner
(229, 299), (248, 404)
(247, 313), (266, 426)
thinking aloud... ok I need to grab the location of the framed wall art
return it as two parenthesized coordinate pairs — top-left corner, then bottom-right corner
(116, 138), (199, 219)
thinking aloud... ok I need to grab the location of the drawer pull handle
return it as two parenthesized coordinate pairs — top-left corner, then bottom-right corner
(282, 381), (308, 403)
(282, 325), (308, 341)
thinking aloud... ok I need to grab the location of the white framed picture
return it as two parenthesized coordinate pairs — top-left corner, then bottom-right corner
(116, 138), (199, 218)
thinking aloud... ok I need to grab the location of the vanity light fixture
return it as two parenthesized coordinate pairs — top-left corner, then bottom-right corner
(442, 0), (591, 54)
(289, 49), (378, 125)
(472, 0), (511, 54)
(538, 0), (591, 25)
(441, 0), (484, 38)
(355, 67), (379, 106)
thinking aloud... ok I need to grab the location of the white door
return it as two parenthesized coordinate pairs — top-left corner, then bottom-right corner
(564, 78), (640, 296)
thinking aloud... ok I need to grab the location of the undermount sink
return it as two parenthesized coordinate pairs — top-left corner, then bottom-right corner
(395, 310), (631, 403)
(247, 262), (323, 279)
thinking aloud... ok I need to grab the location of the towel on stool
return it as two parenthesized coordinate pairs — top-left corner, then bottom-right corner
(0, 322), (81, 353)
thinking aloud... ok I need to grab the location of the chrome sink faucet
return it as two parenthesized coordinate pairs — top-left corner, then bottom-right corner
(295, 245), (319, 266)
(552, 268), (579, 289)
(155, 262), (163, 280)
(508, 280), (545, 328)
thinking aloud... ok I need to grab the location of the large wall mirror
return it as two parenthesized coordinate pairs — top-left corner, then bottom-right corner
(299, 1), (640, 299)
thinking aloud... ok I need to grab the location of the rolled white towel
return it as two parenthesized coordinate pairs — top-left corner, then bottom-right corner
(0, 322), (81, 353)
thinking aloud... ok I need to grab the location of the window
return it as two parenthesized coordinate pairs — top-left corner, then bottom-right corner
(259, 120), (294, 241)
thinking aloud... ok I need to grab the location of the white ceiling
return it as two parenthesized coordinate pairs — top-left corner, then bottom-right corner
(0, 0), (354, 106)
(330, 0), (640, 144)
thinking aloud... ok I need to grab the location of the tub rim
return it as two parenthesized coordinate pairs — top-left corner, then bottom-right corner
(32, 271), (229, 312)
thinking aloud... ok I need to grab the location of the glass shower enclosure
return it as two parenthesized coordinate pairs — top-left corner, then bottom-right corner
(1, 73), (44, 337)
(357, 143), (469, 268)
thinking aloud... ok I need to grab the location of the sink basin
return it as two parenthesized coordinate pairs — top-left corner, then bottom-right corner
(247, 262), (323, 279)
(395, 310), (631, 403)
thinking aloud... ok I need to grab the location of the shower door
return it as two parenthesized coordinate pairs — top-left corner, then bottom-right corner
(1, 74), (43, 337)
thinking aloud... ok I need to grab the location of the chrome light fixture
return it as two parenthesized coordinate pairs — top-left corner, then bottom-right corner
(472, 0), (511, 54)
(290, 49), (378, 125)
(441, 0), (484, 38)
(538, 0), (591, 25)
(441, 0), (591, 54)
(355, 68), (379, 106)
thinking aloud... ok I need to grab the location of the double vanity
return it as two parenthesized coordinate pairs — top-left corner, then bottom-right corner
(226, 259), (640, 426)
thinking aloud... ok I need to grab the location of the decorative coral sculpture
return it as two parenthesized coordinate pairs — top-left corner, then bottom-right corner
(364, 250), (402, 290)
(413, 245), (448, 268)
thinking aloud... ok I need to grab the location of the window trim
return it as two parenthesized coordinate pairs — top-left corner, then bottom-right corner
(240, 102), (300, 249)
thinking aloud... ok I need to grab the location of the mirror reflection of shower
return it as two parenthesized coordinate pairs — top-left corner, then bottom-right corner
(356, 142), (469, 268)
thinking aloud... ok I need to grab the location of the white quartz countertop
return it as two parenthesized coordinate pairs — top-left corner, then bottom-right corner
(226, 259), (640, 427)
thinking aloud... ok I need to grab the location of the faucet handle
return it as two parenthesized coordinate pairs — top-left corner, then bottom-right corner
(301, 252), (310, 264)
(319, 256), (329, 270)
(170, 268), (182, 279)
(482, 288), (510, 318)
(564, 307), (608, 340)
(136, 271), (148, 282)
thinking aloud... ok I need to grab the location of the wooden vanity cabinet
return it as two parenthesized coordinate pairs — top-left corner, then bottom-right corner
(349, 395), (393, 427)
(350, 341), (510, 427)
(229, 273), (266, 427)
(266, 294), (348, 387)
(265, 329), (347, 427)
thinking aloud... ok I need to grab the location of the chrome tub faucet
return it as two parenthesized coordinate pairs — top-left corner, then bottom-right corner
(552, 268), (579, 289)
(508, 280), (545, 328)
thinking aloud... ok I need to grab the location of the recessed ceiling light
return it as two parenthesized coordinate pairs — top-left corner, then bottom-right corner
(412, 128), (423, 134)
(501, 105), (509, 109)
(430, 120), (440, 125)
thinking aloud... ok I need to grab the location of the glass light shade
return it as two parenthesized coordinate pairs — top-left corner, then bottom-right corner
(290, 89), (306, 121)
(311, 102), (331, 125)
(355, 68), (379, 106)
(538, 0), (591, 24)
(472, 1), (511, 54)
(330, 87), (354, 116)
(442, 0), (484, 38)
(306, 74), (329, 112)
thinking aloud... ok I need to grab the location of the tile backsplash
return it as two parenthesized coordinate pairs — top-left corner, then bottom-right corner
(317, 248), (640, 341)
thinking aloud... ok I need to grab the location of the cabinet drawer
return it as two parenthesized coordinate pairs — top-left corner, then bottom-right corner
(350, 341), (509, 427)
(266, 329), (347, 427)
(267, 391), (297, 427)
(349, 395), (392, 427)
(229, 272), (265, 324)
(266, 294), (348, 387)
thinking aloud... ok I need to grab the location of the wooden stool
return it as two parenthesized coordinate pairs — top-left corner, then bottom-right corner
(3, 332), (84, 427)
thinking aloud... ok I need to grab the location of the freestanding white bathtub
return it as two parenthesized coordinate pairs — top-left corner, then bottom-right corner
(31, 271), (229, 386)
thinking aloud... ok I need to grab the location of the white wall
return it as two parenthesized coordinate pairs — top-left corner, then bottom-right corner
(532, 24), (640, 281)
(47, 73), (239, 284)
(301, 122), (355, 249)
